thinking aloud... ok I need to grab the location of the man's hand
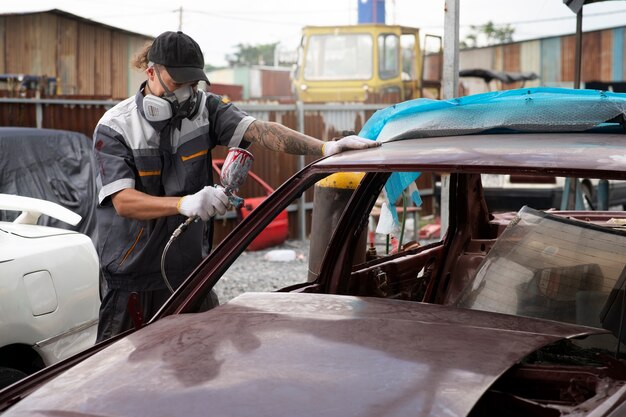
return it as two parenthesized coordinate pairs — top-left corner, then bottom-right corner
(178, 186), (230, 221)
(322, 135), (380, 156)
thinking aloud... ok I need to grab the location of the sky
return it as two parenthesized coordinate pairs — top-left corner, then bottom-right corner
(4, 0), (626, 67)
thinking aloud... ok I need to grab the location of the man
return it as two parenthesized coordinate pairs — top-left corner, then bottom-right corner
(93, 31), (378, 341)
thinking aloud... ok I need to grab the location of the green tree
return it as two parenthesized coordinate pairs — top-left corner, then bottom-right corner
(204, 63), (222, 72)
(226, 42), (279, 67)
(461, 21), (515, 49)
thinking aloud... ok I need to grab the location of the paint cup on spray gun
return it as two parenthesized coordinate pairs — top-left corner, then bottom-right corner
(219, 147), (254, 209)
(172, 147), (254, 236)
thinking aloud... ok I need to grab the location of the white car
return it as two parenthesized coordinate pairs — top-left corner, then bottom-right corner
(0, 194), (99, 388)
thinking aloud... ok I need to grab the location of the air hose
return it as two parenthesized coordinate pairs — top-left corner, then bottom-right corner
(161, 216), (196, 293)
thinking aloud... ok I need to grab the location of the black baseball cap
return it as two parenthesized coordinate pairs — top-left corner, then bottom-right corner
(148, 31), (210, 84)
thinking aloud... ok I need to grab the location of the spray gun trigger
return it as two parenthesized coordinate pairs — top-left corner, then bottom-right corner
(214, 184), (244, 209)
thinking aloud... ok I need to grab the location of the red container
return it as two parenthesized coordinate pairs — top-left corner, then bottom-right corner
(239, 196), (289, 251)
(212, 159), (289, 251)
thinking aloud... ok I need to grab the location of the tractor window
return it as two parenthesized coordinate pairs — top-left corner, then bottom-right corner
(401, 34), (417, 80)
(304, 34), (373, 80)
(378, 34), (399, 80)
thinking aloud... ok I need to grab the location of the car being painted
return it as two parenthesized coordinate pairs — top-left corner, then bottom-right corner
(0, 195), (99, 389)
(0, 293), (608, 417)
(2, 88), (626, 416)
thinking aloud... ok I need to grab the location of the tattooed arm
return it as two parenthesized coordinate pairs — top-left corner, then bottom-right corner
(243, 120), (324, 156)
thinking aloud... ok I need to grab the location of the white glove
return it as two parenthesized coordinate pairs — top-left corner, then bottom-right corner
(177, 186), (230, 221)
(322, 135), (380, 156)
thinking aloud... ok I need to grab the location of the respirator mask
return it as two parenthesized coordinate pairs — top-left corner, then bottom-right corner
(143, 65), (200, 123)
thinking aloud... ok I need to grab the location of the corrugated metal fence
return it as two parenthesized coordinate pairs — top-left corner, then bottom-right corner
(438, 25), (626, 95)
(0, 97), (392, 241)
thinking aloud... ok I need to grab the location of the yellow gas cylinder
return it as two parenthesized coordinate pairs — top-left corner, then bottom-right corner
(307, 172), (368, 282)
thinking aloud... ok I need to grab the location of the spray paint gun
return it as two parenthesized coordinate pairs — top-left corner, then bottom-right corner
(219, 147), (255, 209)
(161, 147), (254, 292)
(171, 147), (255, 235)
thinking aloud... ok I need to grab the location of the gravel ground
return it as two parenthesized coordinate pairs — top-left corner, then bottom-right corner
(213, 239), (311, 303)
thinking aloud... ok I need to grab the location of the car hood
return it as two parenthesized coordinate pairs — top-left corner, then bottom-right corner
(5, 293), (605, 417)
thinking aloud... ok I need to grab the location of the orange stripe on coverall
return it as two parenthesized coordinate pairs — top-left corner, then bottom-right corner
(138, 170), (161, 176)
(119, 227), (144, 267)
(181, 149), (208, 162)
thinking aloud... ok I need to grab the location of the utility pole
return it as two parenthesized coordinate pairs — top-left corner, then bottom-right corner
(440, 0), (460, 238)
(178, 6), (183, 31)
(442, 0), (459, 100)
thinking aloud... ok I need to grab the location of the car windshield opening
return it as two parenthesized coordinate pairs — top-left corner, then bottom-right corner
(456, 206), (626, 349)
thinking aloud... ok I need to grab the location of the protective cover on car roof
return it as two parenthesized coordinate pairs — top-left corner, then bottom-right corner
(0, 127), (97, 241)
(360, 87), (626, 143)
(357, 87), (626, 232)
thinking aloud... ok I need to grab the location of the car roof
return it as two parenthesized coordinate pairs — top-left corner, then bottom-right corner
(314, 132), (626, 179)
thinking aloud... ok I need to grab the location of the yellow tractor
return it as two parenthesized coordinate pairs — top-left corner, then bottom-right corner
(292, 24), (441, 103)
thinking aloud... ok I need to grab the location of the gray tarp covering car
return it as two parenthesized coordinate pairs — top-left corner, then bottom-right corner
(0, 127), (97, 241)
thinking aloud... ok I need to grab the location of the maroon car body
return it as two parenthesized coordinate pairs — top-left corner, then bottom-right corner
(3, 131), (626, 416)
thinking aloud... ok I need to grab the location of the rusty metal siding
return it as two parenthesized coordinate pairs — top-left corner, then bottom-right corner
(614, 27), (624, 81)
(35, 14), (58, 77)
(503, 43), (520, 72)
(561, 35), (575, 83)
(502, 43), (521, 89)
(77, 23), (96, 95)
(423, 53), (442, 82)
(0, 18), (5, 73)
(126, 36), (149, 96)
(4, 16), (27, 73)
(4, 16), (26, 73)
(111, 32), (128, 99)
(58, 16), (78, 95)
(259, 69), (292, 100)
(5, 14), (56, 75)
(208, 83), (244, 101)
(94, 26), (112, 97)
(0, 94), (36, 126)
(600, 29), (613, 81)
(493, 45), (504, 72)
(520, 40), (541, 88)
(582, 31), (602, 81)
(459, 47), (495, 69)
(459, 47), (496, 94)
(561, 31), (606, 83)
(456, 27), (623, 91)
(42, 97), (111, 135)
(0, 97), (109, 135)
(541, 37), (561, 85)
(0, 11), (151, 97)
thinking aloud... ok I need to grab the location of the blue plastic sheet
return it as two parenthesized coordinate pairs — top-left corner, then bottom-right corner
(358, 87), (626, 231)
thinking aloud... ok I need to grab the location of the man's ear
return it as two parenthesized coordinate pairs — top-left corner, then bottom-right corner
(146, 67), (157, 83)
